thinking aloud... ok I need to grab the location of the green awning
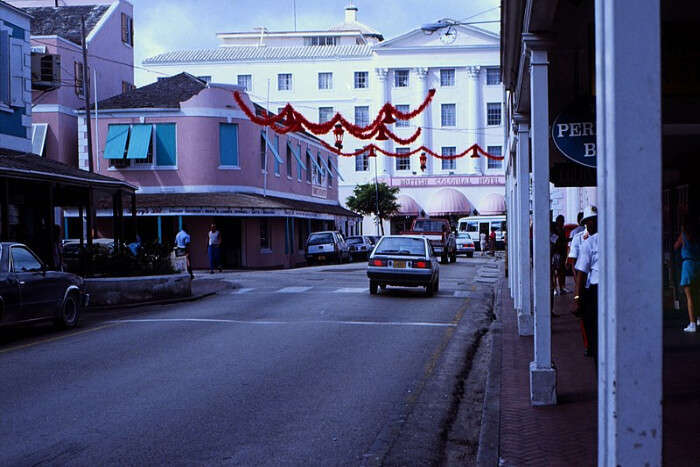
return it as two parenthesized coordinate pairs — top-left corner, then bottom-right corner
(288, 141), (306, 170)
(126, 124), (153, 159)
(103, 124), (129, 159)
(307, 148), (323, 173)
(328, 158), (344, 181)
(262, 132), (284, 164)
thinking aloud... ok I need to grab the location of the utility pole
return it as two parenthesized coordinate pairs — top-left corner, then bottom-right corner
(81, 16), (94, 173)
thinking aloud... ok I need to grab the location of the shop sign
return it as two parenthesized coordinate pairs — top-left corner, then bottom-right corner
(312, 186), (328, 199)
(389, 175), (505, 188)
(551, 100), (597, 168)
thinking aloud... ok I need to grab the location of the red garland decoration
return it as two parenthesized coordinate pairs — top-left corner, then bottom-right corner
(315, 140), (505, 161)
(232, 90), (435, 144)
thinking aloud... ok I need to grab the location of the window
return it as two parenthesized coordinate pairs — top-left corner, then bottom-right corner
(441, 147), (456, 170)
(487, 103), (501, 126)
(105, 123), (176, 168)
(237, 74), (252, 91)
(354, 106), (369, 127)
(260, 133), (267, 170)
(395, 105), (410, 128)
(219, 123), (239, 167)
(440, 69), (455, 87)
(394, 69), (409, 87)
(303, 36), (338, 46)
(318, 72), (333, 90)
(278, 73), (292, 91)
(11, 246), (42, 272)
(319, 106), (334, 123)
(121, 13), (133, 46)
(355, 151), (369, 171)
(395, 148), (410, 171)
(74, 61), (84, 97)
(260, 219), (270, 249)
(354, 71), (368, 89)
(327, 159), (332, 187)
(487, 145), (503, 169)
(286, 143), (293, 177)
(121, 81), (135, 94)
(486, 67), (501, 85)
(441, 103), (456, 127)
(306, 150), (312, 182)
(273, 134), (280, 175)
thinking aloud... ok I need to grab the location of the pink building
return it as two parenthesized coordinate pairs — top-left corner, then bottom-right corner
(11, 0), (134, 167)
(76, 73), (360, 269)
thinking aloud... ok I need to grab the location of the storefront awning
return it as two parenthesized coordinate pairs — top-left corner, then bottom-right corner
(103, 124), (129, 159)
(262, 132), (284, 164)
(397, 194), (422, 216)
(477, 193), (506, 215)
(426, 188), (472, 216)
(288, 142), (306, 170)
(126, 124), (152, 159)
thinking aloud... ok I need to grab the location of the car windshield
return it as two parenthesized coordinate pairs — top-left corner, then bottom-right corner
(412, 220), (446, 232)
(375, 237), (426, 256)
(460, 221), (478, 232)
(308, 233), (334, 245)
(346, 237), (363, 244)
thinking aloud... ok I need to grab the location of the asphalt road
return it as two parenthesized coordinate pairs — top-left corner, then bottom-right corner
(0, 255), (501, 466)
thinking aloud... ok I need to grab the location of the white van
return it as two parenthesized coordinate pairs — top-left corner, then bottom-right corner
(457, 215), (507, 250)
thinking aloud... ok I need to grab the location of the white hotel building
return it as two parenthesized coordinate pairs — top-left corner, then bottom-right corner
(142, 5), (505, 235)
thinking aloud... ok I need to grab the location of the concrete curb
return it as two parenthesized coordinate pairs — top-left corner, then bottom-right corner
(476, 279), (504, 467)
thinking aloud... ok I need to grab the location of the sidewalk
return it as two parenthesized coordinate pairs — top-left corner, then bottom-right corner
(496, 279), (700, 466)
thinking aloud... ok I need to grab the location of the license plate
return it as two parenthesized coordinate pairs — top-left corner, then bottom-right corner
(318, 256), (326, 260)
(391, 260), (406, 268)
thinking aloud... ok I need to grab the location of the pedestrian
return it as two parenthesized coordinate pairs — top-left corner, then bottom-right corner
(574, 206), (599, 360)
(175, 224), (193, 279)
(552, 215), (569, 295)
(674, 214), (700, 332)
(480, 231), (487, 256)
(567, 218), (591, 355)
(489, 227), (496, 255)
(208, 223), (223, 273)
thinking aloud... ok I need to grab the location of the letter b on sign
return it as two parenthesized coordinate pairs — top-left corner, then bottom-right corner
(584, 143), (596, 157)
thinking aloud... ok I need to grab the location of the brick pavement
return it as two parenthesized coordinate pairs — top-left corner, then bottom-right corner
(497, 280), (700, 466)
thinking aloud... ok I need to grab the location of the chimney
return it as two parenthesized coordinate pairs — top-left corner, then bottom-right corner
(344, 4), (358, 23)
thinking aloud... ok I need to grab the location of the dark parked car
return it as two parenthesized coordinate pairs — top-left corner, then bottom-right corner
(0, 242), (88, 329)
(366, 235), (440, 296)
(346, 235), (373, 261)
(305, 231), (350, 265)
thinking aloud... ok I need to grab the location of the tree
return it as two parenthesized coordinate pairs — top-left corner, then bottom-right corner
(345, 182), (400, 235)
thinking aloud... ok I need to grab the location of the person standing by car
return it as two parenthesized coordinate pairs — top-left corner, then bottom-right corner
(208, 223), (223, 274)
(674, 214), (700, 332)
(175, 224), (193, 279)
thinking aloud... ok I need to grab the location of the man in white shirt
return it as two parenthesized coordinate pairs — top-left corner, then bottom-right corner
(208, 223), (223, 273)
(567, 223), (590, 355)
(574, 206), (599, 360)
(175, 225), (193, 278)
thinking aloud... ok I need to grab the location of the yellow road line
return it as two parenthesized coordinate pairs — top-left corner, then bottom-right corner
(0, 323), (120, 355)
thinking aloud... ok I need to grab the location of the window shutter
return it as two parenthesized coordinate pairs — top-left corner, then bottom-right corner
(74, 62), (84, 96)
(0, 30), (9, 105)
(121, 13), (127, 43)
(9, 38), (23, 107)
(155, 123), (176, 166)
(129, 17), (134, 45)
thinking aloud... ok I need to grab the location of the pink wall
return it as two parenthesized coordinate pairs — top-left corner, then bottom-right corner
(31, 111), (77, 165)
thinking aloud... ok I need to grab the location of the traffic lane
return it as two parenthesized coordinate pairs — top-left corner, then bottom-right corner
(0, 297), (464, 465)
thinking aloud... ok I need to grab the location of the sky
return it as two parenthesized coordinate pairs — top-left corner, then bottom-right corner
(131, 0), (501, 85)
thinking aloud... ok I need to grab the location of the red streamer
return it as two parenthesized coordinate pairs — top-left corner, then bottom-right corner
(315, 141), (505, 160)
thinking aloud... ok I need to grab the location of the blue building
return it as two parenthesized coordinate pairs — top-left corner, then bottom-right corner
(0, 0), (31, 154)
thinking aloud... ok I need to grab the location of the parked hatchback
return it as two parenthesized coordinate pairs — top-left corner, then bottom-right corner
(305, 231), (350, 265)
(366, 235), (439, 296)
(0, 242), (89, 329)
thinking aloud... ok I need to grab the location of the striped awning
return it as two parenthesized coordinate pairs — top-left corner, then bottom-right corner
(396, 194), (422, 216)
(477, 193), (506, 215)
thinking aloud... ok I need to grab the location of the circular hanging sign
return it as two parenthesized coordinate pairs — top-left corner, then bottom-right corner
(551, 100), (597, 168)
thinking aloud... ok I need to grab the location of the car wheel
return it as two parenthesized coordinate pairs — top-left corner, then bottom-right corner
(55, 292), (80, 329)
(425, 282), (434, 297)
(369, 280), (378, 295)
(434, 277), (440, 292)
(467, 252), (474, 258)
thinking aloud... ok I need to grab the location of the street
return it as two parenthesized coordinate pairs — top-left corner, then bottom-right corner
(0, 256), (501, 466)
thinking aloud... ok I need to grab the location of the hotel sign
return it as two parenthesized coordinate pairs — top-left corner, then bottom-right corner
(551, 100), (597, 168)
(388, 175), (505, 188)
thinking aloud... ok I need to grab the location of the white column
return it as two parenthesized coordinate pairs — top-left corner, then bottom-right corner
(507, 166), (516, 299)
(466, 66), (483, 174)
(515, 116), (533, 336)
(524, 36), (556, 405)
(416, 67), (433, 175)
(595, 1), (662, 464)
(375, 68), (391, 176)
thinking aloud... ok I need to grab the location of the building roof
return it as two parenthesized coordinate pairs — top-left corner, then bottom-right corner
(329, 13), (383, 40)
(22, 4), (110, 45)
(0, 151), (136, 190)
(95, 72), (206, 110)
(143, 44), (373, 65)
(0, 0), (32, 19)
(133, 192), (361, 218)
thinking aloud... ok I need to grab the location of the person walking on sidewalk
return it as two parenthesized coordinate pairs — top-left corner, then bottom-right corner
(574, 206), (599, 360)
(568, 218), (591, 355)
(480, 231), (487, 256)
(674, 215), (700, 332)
(208, 223), (223, 274)
(175, 224), (193, 279)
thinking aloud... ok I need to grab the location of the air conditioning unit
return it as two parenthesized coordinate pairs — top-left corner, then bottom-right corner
(31, 53), (61, 90)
